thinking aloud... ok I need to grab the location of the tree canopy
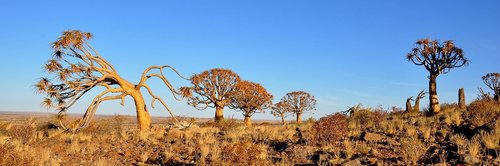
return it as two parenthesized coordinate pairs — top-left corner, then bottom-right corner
(229, 80), (273, 117)
(35, 30), (188, 131)
(181, 68), (241, 122)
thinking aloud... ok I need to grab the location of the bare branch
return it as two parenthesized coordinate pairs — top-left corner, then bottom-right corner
(140, 84), (188, 128)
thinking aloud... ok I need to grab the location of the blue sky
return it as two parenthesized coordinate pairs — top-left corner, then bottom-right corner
(0, 1), (499, 120)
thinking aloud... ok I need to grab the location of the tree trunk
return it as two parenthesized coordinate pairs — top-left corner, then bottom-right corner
(429, 75), (440, 114)
(131, 92), (152, 130)
(494, 90), (500, 103)
(215, 105), (224, 123)
(414, 99), (420, 113)
(405, 99), (413, 112)
(458, 88), (466, 109)
(280, 113), (286, 126)
(296, 112), (302, 124)
(244, 115), (251, 127)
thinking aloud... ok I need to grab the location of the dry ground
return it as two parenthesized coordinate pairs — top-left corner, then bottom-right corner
(0, 99), (499, 166)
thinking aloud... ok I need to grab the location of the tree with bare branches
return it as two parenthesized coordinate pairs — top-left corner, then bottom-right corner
(228, 81), (273, 126)
(405, 96), (413, 113)
(35, 30), (188, 131)
(279, 91), (316, 124)
(413, 90), (426, 113)
(271, 101), (292, 126)
(180, 68), (241, 122)
(482, 72), (500, 102)
(407, 39), (469, 114)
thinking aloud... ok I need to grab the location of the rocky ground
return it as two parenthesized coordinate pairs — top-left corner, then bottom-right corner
(1, 100), (500, 165)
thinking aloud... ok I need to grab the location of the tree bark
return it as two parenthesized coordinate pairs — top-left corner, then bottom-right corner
(280, 113), (286, 126)
(458, 88), (466, 109)
(494, 90), (500, 103)
(215, 105), (224, 123)
(429, 75), (440, 114)
(296, 112), (302, 124)
(405, 99), (413, 112)
(131, 92), (152, 130)
(414, 99), (421, 113)
(244, 115), (251, 127)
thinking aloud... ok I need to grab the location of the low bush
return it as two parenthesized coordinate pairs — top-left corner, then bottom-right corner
(312, 113), (348, 145)
(221, 141), (270, 165)
(466, 99), (500, 127)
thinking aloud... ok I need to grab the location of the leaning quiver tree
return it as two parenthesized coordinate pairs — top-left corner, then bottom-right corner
(280, 91), (316, 124)
(482, 72), (500, 102)
(407, 39), (469, 114)
(35, 30), (188, 131)
(228, 81), (273, 126)
(180, 68), (241, 122)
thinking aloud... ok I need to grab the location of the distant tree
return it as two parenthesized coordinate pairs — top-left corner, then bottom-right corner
(271, 101), (292, 126)
(482, 72), (500, 102)
(35, 30), (188, 131)
(405, 96), (413, 113)
(180, 68), (241, 122)
(458, 88), (466, 109)
(413, 90), (426, 113)
(407, 39), (469, 114)
(228, 81), (273, 126)
(280, 91), (316, 124)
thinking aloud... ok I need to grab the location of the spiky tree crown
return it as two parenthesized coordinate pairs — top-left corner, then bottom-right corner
(229, 80), (273, 116)
(279, 91), (316, 114)
(180, 68), (241, 110)
(482, 73), (500, 92)
(407, 39), (469, 76)
(35, 30), (115, 112)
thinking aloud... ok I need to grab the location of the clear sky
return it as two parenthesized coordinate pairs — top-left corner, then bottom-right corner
(0, 1), (499, 120)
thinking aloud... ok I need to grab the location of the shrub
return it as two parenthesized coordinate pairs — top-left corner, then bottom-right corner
(312, 113), (348, 145)
(401, 137), (427, 165)
(221, 141), (269, 165)
(352, 108), (373, 127)
(466, 99), (500, 127)
(372, 110), (388, 126)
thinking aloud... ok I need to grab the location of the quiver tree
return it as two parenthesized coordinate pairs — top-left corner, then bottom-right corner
(407, 39), (469, 114)
(413, 89), (426, 113)
(482, 73), (500, 103)
(279, 91), (316, 124)
(405, 97), (414, 112)
(228, 81), (273, 126)
(35, 30), (188, 131)
(180, 68), (241, 122)
(458, 88), (466, 109)
(271, 101), (292, 126)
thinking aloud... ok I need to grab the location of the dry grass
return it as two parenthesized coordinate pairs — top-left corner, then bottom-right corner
(401, 137), (427, 165)
(1, 99), (500, 165)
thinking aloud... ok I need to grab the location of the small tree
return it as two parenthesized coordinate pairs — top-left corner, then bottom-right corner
(271, 101), (292, 126)
(407, 39), (469, 114)
(280, 91), (316, 124)
(482, 73), (500, 102)
(35, 30), (188, 131)
(180, 68), (241, 122)
(413, 90), (426, 113)
(228, 81), (273, 126)
(405, 96), (414, 112)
